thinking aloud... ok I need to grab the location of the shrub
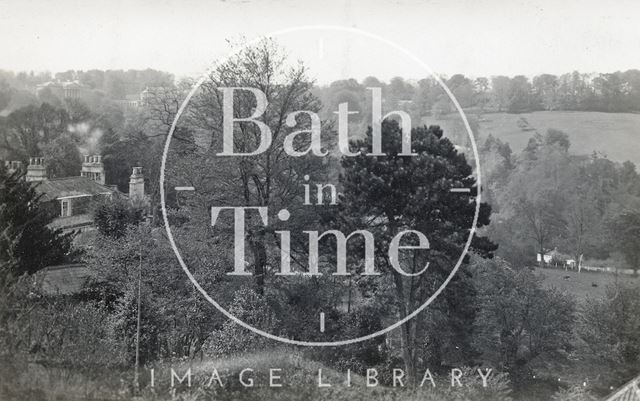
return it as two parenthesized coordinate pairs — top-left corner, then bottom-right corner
(203, 287), (281, 356)
(472, 257), (576, 389)
(579, 283), (640, 391)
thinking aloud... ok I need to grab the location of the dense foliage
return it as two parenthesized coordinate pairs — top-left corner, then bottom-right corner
(0, 165), (73, 281)
(1, 43), (640, 401)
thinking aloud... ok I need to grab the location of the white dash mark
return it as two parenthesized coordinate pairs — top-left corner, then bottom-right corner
(175, 186), (195, 191)
(320, 312), (325, 333)
(450, 188), (471, 193)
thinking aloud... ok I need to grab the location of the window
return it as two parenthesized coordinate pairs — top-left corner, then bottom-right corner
(61, 199), (71, 217)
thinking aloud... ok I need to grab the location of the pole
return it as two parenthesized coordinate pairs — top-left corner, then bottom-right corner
(134, 223), (143, 393)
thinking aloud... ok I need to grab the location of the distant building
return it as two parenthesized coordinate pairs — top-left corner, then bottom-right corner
(36, 176), (117, 233)
(537, 247), (579, 269)
(115, 94), (143, 111)
(36, 81), (89, 101)
(115, 86), (173, 111)
(537, 251), (554, 265)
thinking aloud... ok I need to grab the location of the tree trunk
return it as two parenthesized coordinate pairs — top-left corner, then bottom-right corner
(249, 235), (267, 295)
(538, 244), (545, 268)
(400, 320), (417, 384)
(393, 269), (417, 384)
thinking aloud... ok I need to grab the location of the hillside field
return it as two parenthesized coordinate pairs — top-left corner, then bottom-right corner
(537, 267), (640, 301)
(476, 111), (640, 165)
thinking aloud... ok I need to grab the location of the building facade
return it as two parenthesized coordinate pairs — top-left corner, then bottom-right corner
(5, 155), (145, 234)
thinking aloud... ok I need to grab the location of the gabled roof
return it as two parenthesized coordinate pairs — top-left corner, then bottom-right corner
(34, 177), (117, 201)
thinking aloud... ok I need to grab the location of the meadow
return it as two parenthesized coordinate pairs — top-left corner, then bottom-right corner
(477, 111), (640, 165)
(537, 266), (640, 301)
(427, 110), (640, 166)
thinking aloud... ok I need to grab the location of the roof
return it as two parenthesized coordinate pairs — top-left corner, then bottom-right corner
(36, 264), (94, 295)
(62, 82), (82, 88)
(37, 81), (61, 88)
(37, 81), (85, 89)
(48, 213), (94, 231)
(34, 177), (117, 201)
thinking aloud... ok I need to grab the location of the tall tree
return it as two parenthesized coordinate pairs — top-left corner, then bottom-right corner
(0, 165), (73, 288)
(473, 257), (575, 389)
(336, 120), (494, 379)
(532, 74), (559, 111)
(491, 76), (511, 112)
(607, 205), (640, 274)
(0, 79), (12, 112)
(42, 134), (82, 178)
(494, 130), (572, 265)
(507, 75), (532, 113)
(166, 39), (332, 295)
(0, 103), (69, 160)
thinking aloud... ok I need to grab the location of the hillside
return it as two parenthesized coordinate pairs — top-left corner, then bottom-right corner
(537, 267), (640, 302)
(476, 111), (640, 166)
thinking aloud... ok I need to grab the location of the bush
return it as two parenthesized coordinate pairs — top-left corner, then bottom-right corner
(472, 257), (576, 390)
(203, 287), (281, 356)
(552, 385), (597, 401)
(579, 283), (640, 391)
(0, 277), (124, 370)
(93, 196), (145, 238)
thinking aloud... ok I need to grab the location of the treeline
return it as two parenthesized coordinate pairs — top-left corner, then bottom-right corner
(2, 68), (640, 120)
(0, 68), (174, 105)
(480, 128), (640, 270)
(315, 69), (640, 116)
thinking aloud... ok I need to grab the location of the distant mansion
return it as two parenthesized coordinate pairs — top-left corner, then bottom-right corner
(113, 87), (168, 110)
(5, 155), (145, 234)
(35, 80), (166, 111)
(36, 81), (90, 101)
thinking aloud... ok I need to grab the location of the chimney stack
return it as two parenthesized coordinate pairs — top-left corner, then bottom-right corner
(26, 157), (47, 182)
(129, 167), (145, 200)
(81, 154), (105, 185)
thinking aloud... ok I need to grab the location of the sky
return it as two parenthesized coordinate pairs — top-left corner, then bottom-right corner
(1, 0), (639, 83)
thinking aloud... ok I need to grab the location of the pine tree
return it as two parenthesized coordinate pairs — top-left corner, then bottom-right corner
(336, 120), (495, 378)
(0, 164), (73, 287)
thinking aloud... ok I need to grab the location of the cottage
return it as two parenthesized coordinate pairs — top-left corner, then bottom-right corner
(4, 155), (148, 296)
(7, 154), (146, 234)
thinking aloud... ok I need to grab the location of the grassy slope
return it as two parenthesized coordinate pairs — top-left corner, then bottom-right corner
(537, 267), (640, 302)
(477, 111), (640, 165)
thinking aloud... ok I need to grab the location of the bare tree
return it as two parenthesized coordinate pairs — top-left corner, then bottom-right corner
(166, 39), (333, 294)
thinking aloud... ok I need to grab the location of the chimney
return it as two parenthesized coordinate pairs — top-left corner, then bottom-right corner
(129, 167), (145, 200)
(4, 160), (23, 175)
(81, 154), (105, 185)
(26, 157), (47, 182)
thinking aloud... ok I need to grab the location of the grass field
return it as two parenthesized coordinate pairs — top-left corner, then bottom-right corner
(476, 111), (640, 165)
(536, 266), (640, 301)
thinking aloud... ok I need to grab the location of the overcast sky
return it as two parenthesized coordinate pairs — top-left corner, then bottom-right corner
(1, 0), (639, 82)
